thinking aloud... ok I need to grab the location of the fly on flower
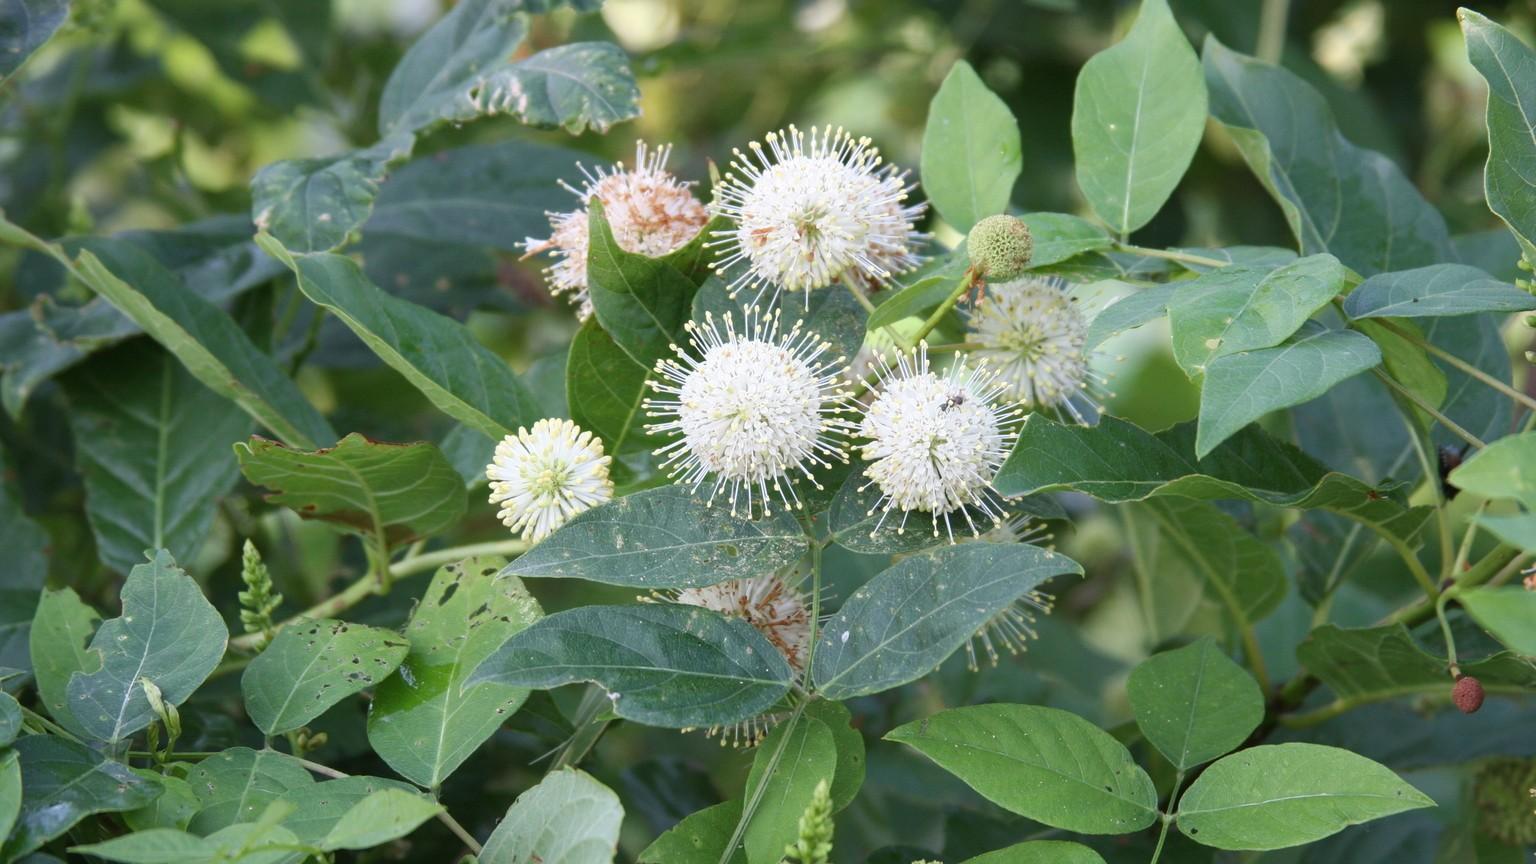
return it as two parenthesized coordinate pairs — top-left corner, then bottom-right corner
(644, 306), (855, 516)
(521, 141), (709, 320)
(486, 419), (614, 543)
(710, 125), (926, 305)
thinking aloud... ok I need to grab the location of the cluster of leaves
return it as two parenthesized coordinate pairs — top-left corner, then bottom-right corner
(0, 0), (1534, 863)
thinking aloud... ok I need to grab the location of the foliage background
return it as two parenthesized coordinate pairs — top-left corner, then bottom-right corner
(2, 0), (1534, 861)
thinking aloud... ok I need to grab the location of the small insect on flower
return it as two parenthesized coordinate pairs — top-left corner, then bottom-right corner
(521, 141), (709, 320)
(968, 275), (1114, 424)
(487, 419), (614, 543)
(710, 125), (925, 304)
(645, 306), (855, 516)
(857, 343), (1021, 541)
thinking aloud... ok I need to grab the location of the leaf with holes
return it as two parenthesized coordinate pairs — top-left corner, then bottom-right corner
(241, 619), (409, 736)
(2, 735), (163, 859)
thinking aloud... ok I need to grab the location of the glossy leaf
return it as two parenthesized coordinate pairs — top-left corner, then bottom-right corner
(1127, 638), (1264, 770)
(1343, 263), (1535, 319)
(185, 747), (314, 834)
(566, 318), (661, 459)
(887, 704), (1159, 834)
(1461, 10), (1536, 259)
(28, 587), (100, 738)
(62, 342), (249, 575)
(66, 549), (227, 746)
(743, 715), (837, 864)
(1459, 587), (1536, 655)
(2, 735), (163, 859)
(469, 603), (795, 729)
(1071, 0), (1205, 234)
(921, 60), (1021, 232)
(502, 486), (806, 588)
(812, 543), (1083, 699)
(1203, 37), (1453, 275)
(479, 769), (623, 864)
(241, 618), (409, 735)
(1196, 327), (1381, 457)
(260, 238), (539, 440)
(368, 557), (544, 788)
(1175, 743), (1434, 850)
(586, 200), (702, 368)
(236, 434), (466, 549)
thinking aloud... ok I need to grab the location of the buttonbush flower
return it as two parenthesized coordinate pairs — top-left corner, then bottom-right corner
(522, 141), (709, 320)
(645, 307), (853, 515)
(710, 125), (925, 303)
(487, 419), (614, 542)
(856, 343), (1019, 541)
(968, 275), (1112, 423)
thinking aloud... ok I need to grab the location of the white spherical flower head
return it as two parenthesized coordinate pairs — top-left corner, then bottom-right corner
(969, 275), (1106, 423)
(711, 125), (925, 303)
(487, 419), (614, 542)
(646, 307), (853, 515)
(857, 344), (1019, 540)
(522, 142), (708, 320)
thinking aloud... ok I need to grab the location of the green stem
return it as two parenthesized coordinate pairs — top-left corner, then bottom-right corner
(1256, 0), (1290, 64)
(906, 267), (978, 349)
(1375, 318), (1536, 416)
(717, 701), (808, 864)
(1148, 771), (1186, 864)
(1280, 681), (1531, 728)
(1435, 593), (1460, 676)
(1372, 369), (1486, 450)
(21, 706), (83, 743)
(843, 280), (877, 314)
(228, 539), (527, 652)
(802, 532), (825, 687)
(1113, 243), (1229, 270)
(550, 686), (613, 772)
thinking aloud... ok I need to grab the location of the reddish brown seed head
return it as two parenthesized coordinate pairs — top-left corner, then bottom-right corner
(1453, 675), (1485, 714)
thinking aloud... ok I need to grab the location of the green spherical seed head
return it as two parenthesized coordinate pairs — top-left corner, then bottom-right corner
(967, 214), (1033, 281)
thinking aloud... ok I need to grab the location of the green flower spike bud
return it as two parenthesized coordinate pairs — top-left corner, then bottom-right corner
(784, 779), (834, 864)
(967, 214), (1033, 281)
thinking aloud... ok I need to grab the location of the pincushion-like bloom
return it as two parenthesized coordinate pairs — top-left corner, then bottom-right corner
(522, 142), (709, 320)
(857, 343), (1019, 540)
(487, 419), (613, 542)
(710, 125), (925, 302)
(645, 307), (853, 515)
(968, 275), (1106, 423)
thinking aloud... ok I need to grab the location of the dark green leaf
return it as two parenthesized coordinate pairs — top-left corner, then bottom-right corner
(502, 486), (806, 588)
(812, 543), (1083, 699)
(236, 433), (466, 549)
(469, 603), (795, 729)
(1343, 263), (1535, 319)
(185, 747), (314, 834)
(1203, 37), (1453, 275)
(1297, 623), (1536, 709)
(566, 318), (663, 457)
(62, 342), (249, 575)
(1459, 587), (1536, 655)
(743, 715), (837, 864)
(123, 773), (199, 832)
(28, 587), (100, 738)
(638, 800), (744, 864)
(921, 60), (1021, 232)
(587, 200), (702, 367)
(1126, 497), (1285, 631)
(241, 618), (409, 736)
(0, 0), (68, 81)
(887, 704), (1158, 834)
(2, 735), (163, 859)
(1071, 0), (1205, 234)
(1127, 638), (1264, 770)
(0, 456), (48, 672)
(692, 275), (868, 370)
(250, 136), (411, 254)
(479, 769), (623, 864)
(67, 549), (227, 746)
(1084, 283), (1174, 348)
(368, 557), (544, 788)
(0, 750), (19, 844)
(260, 238), (540, 440)
(803, 698), (865, 812)
(1461, 10), (1536, 260)
(1174, 743), (1434, 850)
(0, 691), (19, 746)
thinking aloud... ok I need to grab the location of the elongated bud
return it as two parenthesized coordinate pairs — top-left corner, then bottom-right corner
(967, 214), (1033, 281)
(1453, 675), (1485, 714)
(783, 778), (834, 864)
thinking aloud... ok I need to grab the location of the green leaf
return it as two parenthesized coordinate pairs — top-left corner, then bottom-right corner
(567, 317), (663, 458)
(62, 342), (249, 575)
(368, 557), (544, 788)
(1019, 213), (1115, 269)
(1174, 743), (1434, 850)
(692, 275), (868, 371)
(123, 773), (200, 832)
(270, 775), (417, 845)
(1296, 623), (1536, 710)
(586, 200), (702, 368)
(0, 459), (47, 672)
(742, 714), (837, 864)
(961, 841), (1108, 864)
(995, 415), (1430, 546)
(259, 237), (539, 440)
(28, 587), (100, 738)
(1085, 283), (1175, 348)
(66, 549), (227, 746)
(0, 0), (68, 81)
(639, 800), (744, 864)
(1126, 497), (1284, 633)
(1356, 318), (1447, 430)
(1343, 263), (1536, 319)
(1071, 0), (1205, 235)
(804, 699), (865, 811)
(812, 543), (1083, 700)
(251, 137), (411, 254)
(2, 734), (163, 859)
(236, 433), (467, 550)
(1127, 638), (1263, 771)
(479, 768), (623, 864)
(1447, 431), (1536, 509)
(887, 704), (1158, 834)
(70, 240), (334, 448)
(1203, 37), (1453, 275)
(502, 486), (806, 588)
(317, 788), (442, 851)
(1196, 327), (1381, 457)
(0, 692), (18, 746)
(1460, 10), (1536, 260)
(71, 820), (310, 864)
(469, 603), (795, 729)
(241, 618), (409, 736)
(185, 747), (315, 834)
(1167, 254), (1348, 376)
(1459, 587), (1536, 656)
(921, 60), (1022, 232)
(0, 750), (19, 846)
